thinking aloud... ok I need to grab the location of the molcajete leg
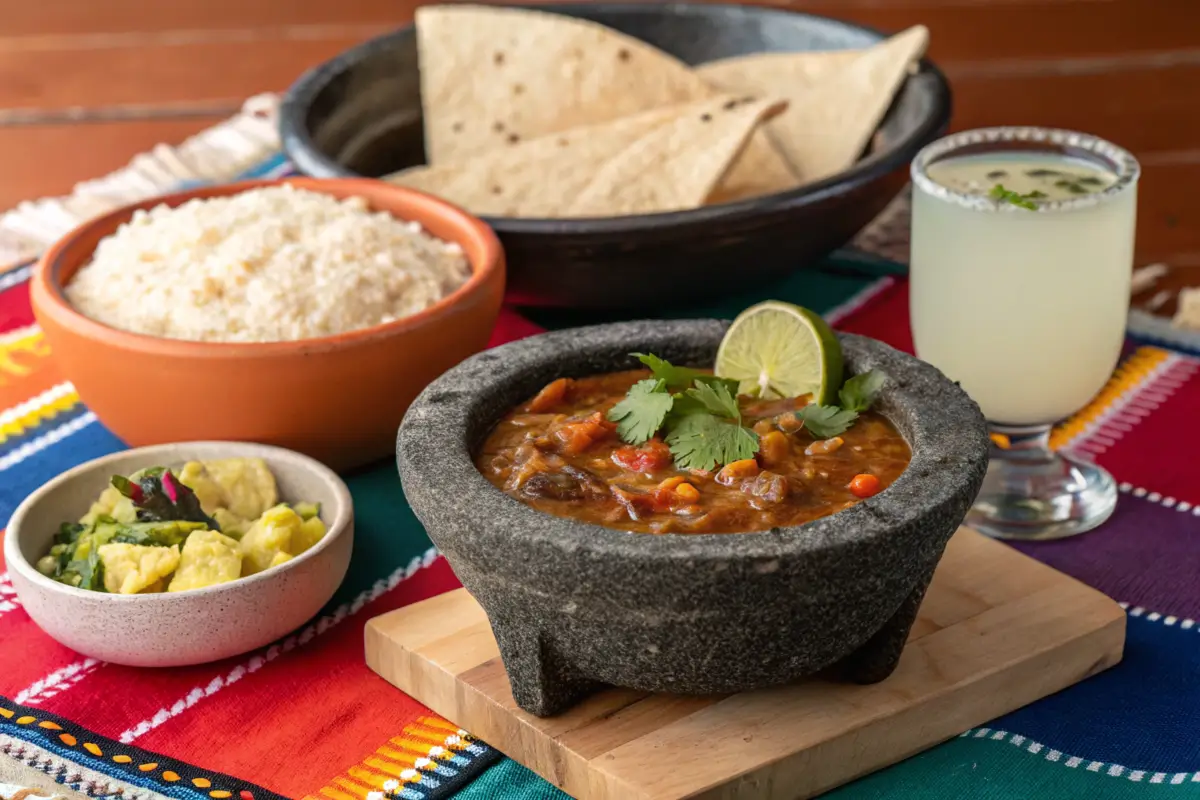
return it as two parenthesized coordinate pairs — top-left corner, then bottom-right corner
(489, 615), (604, 716)
(835, 563), (938, 684)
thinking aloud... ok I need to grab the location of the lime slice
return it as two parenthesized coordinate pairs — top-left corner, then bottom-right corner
(714, 301), (843, 403)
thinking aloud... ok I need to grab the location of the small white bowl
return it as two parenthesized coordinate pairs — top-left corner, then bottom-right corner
(5, 441), (353, 667)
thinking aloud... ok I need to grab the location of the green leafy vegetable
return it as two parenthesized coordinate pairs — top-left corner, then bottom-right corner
(72, 548), (105, 592)
(113, 468), (219, 530)
(54, 522), (86, 547)
(666, 413), (759, 471)
(838, 369), (887, 412)
(989, 184), (1042, 210)
(606, 379), (673, 445)
(796, 405), (861, 438)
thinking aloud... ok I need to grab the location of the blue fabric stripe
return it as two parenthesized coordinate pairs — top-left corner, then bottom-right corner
(0, 419), (125, 527)
(991, 613), (1200, 770)
(0, 401), (88, 461)
(4, 724), (227, 800)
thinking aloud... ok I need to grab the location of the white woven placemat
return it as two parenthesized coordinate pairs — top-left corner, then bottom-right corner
(0, 94), (283, 273)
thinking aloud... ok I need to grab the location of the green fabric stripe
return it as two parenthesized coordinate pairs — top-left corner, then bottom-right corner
(325, 461), (433, 606)
(519, 255), (895, 331)
(827, 737), (1197, 799)
(453, 761), (571, 800)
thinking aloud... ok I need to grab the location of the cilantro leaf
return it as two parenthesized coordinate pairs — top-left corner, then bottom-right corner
(680, 379), (741, 419)
(666, 413), (760, 471)
(632, 353), (709, 389)
(796, 404), (859, 438)
(989, 184), (1041, 211)
(838, 369), (887, 413)
(606, 379), (673, 445)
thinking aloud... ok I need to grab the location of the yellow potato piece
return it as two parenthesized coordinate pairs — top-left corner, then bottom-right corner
(177, 461), (231, 515)
(80, 485), (136, 525)
(294, 516), (327, 555)
(239, 504), (325, 576)
(168, 530), (243, 593)
(202, 458), (278, 521)
(212, 508), (251, 539)
(99, 544), (180, 595)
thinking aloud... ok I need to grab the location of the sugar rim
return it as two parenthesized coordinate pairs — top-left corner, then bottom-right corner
(910, 126), (1141, 213)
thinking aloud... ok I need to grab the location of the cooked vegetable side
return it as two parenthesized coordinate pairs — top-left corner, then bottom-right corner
(476, 355), (911, 534)
(37, 457), (327, 593)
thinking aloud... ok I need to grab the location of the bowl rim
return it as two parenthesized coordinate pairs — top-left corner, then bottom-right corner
(31, 177), (505, 357)
(3, 441), (354, 602)
(397, 319), (989, 564)
(278, 0), (953, 234)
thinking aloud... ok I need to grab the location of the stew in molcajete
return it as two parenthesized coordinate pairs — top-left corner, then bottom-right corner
(476, 367), (911, 534)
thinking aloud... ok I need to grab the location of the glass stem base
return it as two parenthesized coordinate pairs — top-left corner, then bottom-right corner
(967, 424), (1118, 541)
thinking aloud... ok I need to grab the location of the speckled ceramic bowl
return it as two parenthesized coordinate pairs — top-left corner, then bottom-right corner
(398, 320), (989, 716)
(4, 442), (353, 667)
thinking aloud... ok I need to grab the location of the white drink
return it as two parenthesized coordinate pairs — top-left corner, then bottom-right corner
(911, 152), (1137, 425)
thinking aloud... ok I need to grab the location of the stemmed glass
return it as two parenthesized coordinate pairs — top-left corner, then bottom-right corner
(908, 127), (1141, 540)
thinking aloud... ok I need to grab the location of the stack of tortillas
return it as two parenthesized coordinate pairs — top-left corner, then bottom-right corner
(387, 5), (929, 218)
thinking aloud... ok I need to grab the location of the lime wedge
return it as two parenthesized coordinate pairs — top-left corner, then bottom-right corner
(714, 301), (843, 403)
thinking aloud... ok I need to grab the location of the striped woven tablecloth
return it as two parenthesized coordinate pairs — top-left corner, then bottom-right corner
(3, 96), (1200, 800)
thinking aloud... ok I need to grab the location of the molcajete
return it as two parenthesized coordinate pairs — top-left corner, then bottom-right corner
(396, 320), (988, 716)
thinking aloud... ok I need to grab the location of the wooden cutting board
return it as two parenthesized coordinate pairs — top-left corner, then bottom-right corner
(365, 528), (1125, 800)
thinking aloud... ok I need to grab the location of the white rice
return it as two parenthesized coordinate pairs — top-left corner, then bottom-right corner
(65, 184), (472, 343)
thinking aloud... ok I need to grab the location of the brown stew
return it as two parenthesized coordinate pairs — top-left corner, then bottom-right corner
(476, 370), (912, 534)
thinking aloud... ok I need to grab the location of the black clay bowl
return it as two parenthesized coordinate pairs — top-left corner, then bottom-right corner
(397, 320), (988, 716)
(281, 3), (952, 309)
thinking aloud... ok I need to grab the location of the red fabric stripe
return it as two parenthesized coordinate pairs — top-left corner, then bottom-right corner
(0, 279), (34, 334)
(833, 280), (914, 354)
(134, 559), (461, 797)
(1089, 356), (1200, 504)
(0, 611), (91, 703)
(489, 307), (546, 346)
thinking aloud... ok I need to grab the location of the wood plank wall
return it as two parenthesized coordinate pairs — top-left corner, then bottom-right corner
(1, 0), (1196, 271)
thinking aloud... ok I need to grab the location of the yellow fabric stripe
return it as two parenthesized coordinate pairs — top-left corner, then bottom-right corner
(314, 722), (467, 800)
(1050, 346), (1169, 450)
(0, 387), (79, 443)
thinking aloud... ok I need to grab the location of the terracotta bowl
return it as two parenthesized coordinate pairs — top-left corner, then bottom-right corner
(31, 178), (505, 471)
(4, 442), (354, 667)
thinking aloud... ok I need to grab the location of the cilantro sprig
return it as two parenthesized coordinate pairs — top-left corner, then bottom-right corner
(795, 369), (888, 439)
(989, 184), (1046, 211)
(606, 354), (759, 471)
(606, 353), (890, 469)
(607, 379), (673, 445)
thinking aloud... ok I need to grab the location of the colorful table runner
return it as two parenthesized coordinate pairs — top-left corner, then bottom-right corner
(4, 133), (1200, 800)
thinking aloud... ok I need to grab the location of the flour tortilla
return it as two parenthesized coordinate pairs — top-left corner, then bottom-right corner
(697, 48), (863, 95)
(388, 95), (785, 218)
(566, 96), (787, 217)
(697, 26), (929, 185)
(414, 4), (798, 202)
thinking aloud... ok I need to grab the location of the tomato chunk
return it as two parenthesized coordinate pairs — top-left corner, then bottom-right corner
(611, 439), (673, 473)
(848, 473), (883, 499)
(525, 378), (571, 413)
(553, 412), (616, 455)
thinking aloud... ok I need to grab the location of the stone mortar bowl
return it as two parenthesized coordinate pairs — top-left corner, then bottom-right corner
(397, 320), (988, 716)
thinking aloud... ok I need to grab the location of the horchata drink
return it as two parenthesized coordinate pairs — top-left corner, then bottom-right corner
(909, 127), (1140, 541)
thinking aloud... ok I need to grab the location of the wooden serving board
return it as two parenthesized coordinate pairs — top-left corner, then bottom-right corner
(365, 529), (1125, 800)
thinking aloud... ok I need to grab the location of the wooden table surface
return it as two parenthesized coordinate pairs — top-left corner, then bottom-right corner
(2, 0), (1197, 271)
